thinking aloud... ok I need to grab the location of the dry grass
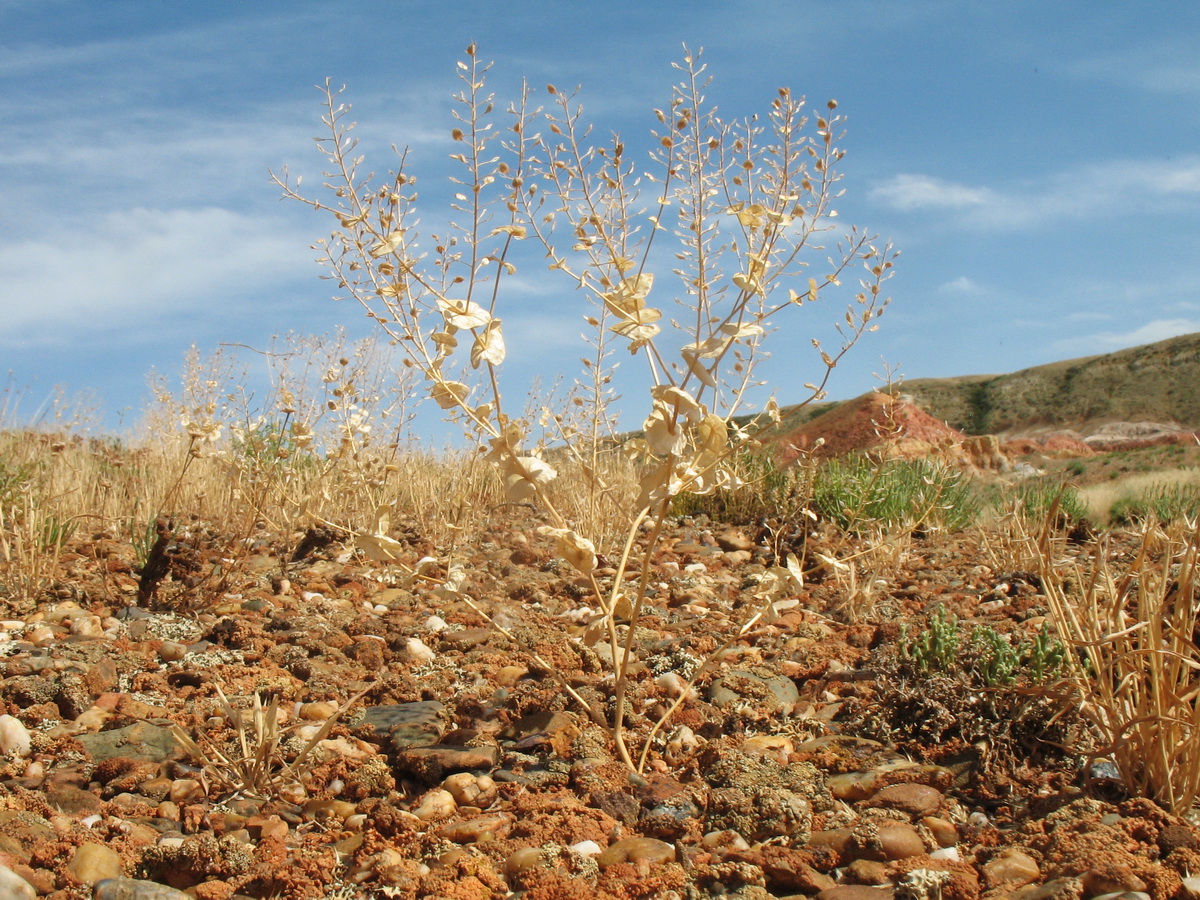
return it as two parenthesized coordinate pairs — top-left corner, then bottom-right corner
(1080, 467), (1200, 524)
(1036, 516), (1200, 815)
(172, 684), (368, 802)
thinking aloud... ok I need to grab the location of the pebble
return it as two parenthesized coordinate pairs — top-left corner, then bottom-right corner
(504, 847), (546, 880)
(436, 812), (514, 843)
(442, 772), (497, 807)
(847, 822), (926, 862)
(157, 641), (188, 662)
(709, 668), (800, 713)
(298, 700), (339, 721)
(358, 701), (445, 749)
(0, 865), (35, 900)
(597, 837), (676, 869)
(1180, 877), (1200, 900)
(0, 714), (31, 757)
(394, 745), (500, 782)
(815, 887), (894, 900)
(403, 637), (436, 663)
(920, 815), (959, 848)
(983, 849), (1041, 889)
(411, 789), (456, 821)
(77, 722), (178, 764)
(845, 859), (891, 886)
(1081, 866), (1147, 897)
(863, 782), (943, 817)
(93, 879), (192, 900)
(66, 842), (122, 883)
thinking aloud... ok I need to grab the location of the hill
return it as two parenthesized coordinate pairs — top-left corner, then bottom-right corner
(761, 331), (1200, 441)
(898, 331), (1200, 435)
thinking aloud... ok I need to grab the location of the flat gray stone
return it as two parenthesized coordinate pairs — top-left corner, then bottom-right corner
(357, 701), (445, 749)
(77, 722), (178, 764)
(94, 879), (192, 900)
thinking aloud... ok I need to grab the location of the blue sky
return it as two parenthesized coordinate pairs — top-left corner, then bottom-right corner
(2, 1), (1198, 435)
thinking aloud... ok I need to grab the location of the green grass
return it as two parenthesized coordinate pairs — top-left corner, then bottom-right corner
(812, 456), (979, 534)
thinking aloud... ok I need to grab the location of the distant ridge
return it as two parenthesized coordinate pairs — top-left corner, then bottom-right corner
(770, 331), (1200, 438)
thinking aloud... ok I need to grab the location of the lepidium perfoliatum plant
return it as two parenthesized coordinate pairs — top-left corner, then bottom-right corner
(274, 45), (895, 772)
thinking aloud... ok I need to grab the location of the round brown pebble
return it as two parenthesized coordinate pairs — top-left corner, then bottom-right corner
(597, 837), (676, 869)
(863, 782), (943, 818)
(983, 848), (1041, 890)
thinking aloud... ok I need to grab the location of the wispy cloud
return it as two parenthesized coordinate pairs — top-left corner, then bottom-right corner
(937, 276), (985, 294)
(0, 207), (315, 343)
(871, 156), (1200, 230)
(870, 175), (993, 211)
(1052, 317), (1200, 357)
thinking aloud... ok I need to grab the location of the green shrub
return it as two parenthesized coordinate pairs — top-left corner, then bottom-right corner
(1110, 482), (1200, 525)
(1002, 479), (1089, 526)
(813, 456), (979, 534)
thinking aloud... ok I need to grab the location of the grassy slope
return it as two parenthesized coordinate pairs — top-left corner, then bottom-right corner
(762, 331), (1200, 437)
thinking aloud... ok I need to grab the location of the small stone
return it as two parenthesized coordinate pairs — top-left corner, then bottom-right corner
(597, 836), (676, 869)
(495, 665), (528, 686)
(921, 815), (959, 848)
(359, 701), (444, 749)
(411, 789), (457, 821)
(442, 772), (497, 807)
(505, 847), (547, 880)
(67, 842), (122, 883)
(815, 887), (895, 900)
(299, 701), (339, 721)
(94, 878), (193, 900)
(70, 614), (105, 637)
(984, 849), (1040, 889)
(709, 668), (800, 713)
(1081, 865), (1148, 897)
(806, 828), (853, 860)
(0, 715), (31, 758)
(1015, 876), (1083, 900)
(77, 722), (178, 764)
(169, 778), (204, 804)
(0, 865), (35, 900)
(845, 859), (891, 886)
(846, 822), (925, 862)
(863, 783), (943, 817)
(436, 812), (514, 843)
(404, 637), (436, 662)
(157, 641), (188, 662)
(394, 745), (500, 783)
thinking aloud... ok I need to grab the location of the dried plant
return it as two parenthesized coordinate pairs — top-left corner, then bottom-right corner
(274, 45), (895, 772)
(172, 684), (367, 802)
(1037, 515), (1200, 814)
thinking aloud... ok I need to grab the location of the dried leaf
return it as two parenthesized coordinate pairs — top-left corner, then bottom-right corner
(471, 319), (506, 367)
(536, 526), (597, 574)
(430, 381), (469, 409)
(437, 297), (491, 329)
(368, 231), (405, 258)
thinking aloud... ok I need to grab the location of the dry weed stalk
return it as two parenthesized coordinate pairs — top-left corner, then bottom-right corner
(275, 46), (894, 771)
(172, 684), (367, 802)
(1037, 514), (1200, 814)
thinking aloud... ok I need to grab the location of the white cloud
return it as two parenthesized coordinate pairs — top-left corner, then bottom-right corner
(1053, 317), (1200, 356)
(0, 206), (316, 341)
(937, 276), (983, 294)
(869, 174), (992, 211)
(871, 156), (1200, 230)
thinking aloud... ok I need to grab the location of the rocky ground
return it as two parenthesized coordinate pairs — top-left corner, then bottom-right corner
(0, 507), (1197, 900)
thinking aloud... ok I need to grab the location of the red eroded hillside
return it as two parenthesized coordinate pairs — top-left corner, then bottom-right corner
(775, 392), (966, 463)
